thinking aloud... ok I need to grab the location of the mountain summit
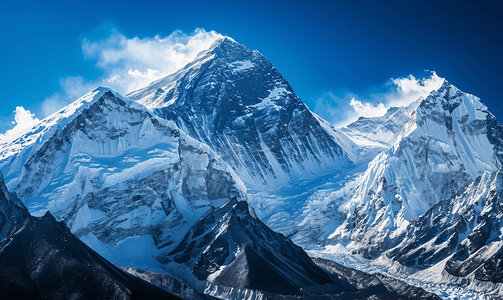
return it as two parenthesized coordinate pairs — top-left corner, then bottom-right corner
(305, 80), (503, 258)
(127, 37), (351, 187)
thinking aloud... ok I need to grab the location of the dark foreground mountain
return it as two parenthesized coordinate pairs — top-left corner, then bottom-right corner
(0, 172), (181, 300)
(156, 198), (440, 299)
(164, 198), (332, 295)
(129, 258), (441, 300)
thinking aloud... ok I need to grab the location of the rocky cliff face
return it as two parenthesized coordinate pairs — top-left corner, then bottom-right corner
(127, 37), (351, 188)
(164, 198), (332, 296)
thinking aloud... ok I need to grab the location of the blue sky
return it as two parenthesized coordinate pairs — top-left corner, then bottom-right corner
(0, 0), (502, 133)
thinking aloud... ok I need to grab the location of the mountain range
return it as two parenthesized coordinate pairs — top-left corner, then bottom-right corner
(0, 37), (500, 298)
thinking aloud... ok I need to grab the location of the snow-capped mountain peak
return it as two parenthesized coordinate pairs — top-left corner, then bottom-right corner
(127, 38), (352, 188)
(0, 87), (124, 187)
(294, 80), (503, 262)
(0, 86), (247, 274)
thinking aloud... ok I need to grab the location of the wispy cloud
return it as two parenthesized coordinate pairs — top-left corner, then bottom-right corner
(82, 28), (223, 94)
(0, 106), (40, 141)
(313, 71), (444, 127)
(349, 98), (387, 118)
(35, 28), (223, 118)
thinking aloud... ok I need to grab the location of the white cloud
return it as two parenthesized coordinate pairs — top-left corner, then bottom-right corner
(34, 28), (223, 118)
(82, 28), (223, 93)
(349, 98), (387, 118)
(388, 71), (444, 107)
(313, 71), (444, 128)
(0, 106), (40, 141)
(393, 72), (443, 95)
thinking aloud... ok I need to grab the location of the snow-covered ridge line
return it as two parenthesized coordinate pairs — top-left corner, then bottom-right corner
(0, 87), (110, 184)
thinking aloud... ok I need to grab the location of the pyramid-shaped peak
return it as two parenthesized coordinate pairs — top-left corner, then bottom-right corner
(205, 36), (254, 58)
(100, 89), (121, 100)
(91, 87), (126, 102)
(412, 77), (491, 128)
(91, 86), (114, 94)
(65, 86), (120, 109)
(428, 78), (465, 100)
(211, 36), (241, 48)
(217, 36), (238, 44)
(435, 78), (454, 93)
(93, 89), (128, 107)
(127, 34), (351, 188)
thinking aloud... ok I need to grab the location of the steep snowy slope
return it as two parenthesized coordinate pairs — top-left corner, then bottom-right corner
(299, 80), (503, 258)
(388, 169), (503, 283)
(0, 172), (181, 300)
(127, 37), (351, 187)
(0, 87), (112, 188)
(276, 102), (423, 245)
(0, 88), (246, 270)
(335, 98), (423, 164)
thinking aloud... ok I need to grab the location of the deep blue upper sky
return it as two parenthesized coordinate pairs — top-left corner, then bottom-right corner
(0, 0), (502, 132)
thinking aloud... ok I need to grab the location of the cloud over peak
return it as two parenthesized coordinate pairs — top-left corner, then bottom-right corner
(314, 71), (444, 128)
(37, 28), (224, 118)
(392, 72), (444, 95)
(82, 28), (223, 93)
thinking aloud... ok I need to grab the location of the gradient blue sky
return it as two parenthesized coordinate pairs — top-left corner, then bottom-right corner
(0, 0), (502, 133)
